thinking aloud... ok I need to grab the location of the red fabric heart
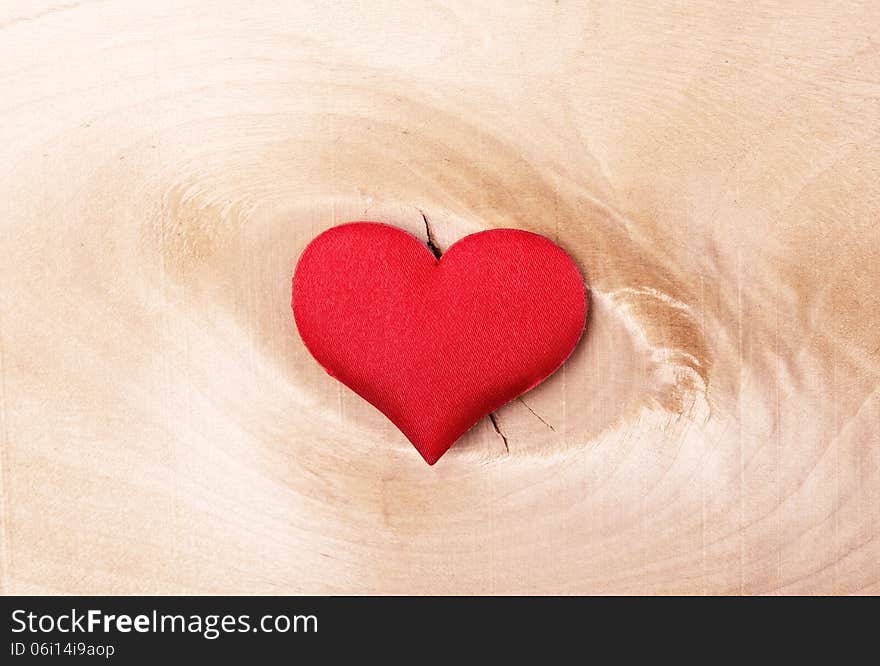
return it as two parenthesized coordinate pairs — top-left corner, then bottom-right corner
(292, 222), (587, 465)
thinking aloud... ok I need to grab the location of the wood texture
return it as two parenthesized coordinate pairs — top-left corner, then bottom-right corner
(1, 1), (878, 594)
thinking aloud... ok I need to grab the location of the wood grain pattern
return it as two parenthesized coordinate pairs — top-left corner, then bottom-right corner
(1, 1), (878, 594)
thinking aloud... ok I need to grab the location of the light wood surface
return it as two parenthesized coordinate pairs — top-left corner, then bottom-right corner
(1, 1), (878, 594)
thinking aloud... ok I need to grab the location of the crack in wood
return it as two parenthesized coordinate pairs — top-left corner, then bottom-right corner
(488, 412), (509, 453)
(420, 209), (443, 260)
(517, 397), (556, 432)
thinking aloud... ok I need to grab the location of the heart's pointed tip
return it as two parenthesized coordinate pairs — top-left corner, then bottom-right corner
(417, 450), (441, 466)
(414, 444), (448, 466)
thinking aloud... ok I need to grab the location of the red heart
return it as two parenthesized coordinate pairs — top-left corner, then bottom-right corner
(292, 222), (587, 465)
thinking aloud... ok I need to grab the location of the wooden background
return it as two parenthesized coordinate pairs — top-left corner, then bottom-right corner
(1, 1), (878, 594)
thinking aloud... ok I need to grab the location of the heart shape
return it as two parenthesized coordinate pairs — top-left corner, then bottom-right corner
(292, 222), (587, 464)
